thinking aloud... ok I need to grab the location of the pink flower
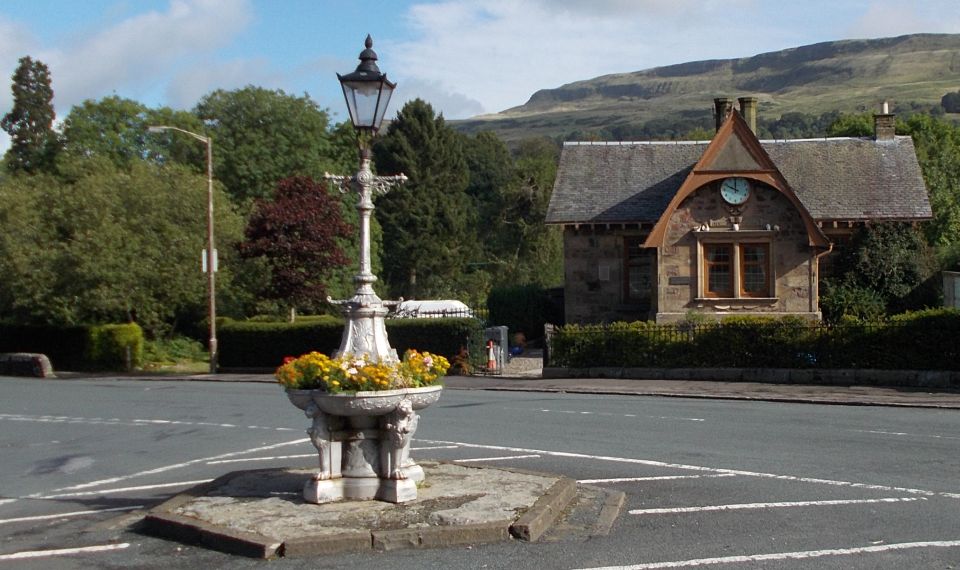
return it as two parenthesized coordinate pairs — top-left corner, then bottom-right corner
(423, 356), (433, 368)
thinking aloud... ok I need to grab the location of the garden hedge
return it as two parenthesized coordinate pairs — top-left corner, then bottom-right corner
(548, 310), (960, 370)
(0, 322), (143, 371)
(217, 316), (484, 370)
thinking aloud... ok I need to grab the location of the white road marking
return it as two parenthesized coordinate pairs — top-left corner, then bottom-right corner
(0, 506), (143, 525)
(851, 429), (960, 442)
(207, 453), (316, 465)
(0, 413), (296, 432)
(533, 409), (704, 422)
(418, 439), (960, 500)
(28, 438), (311, 496)
(580, 474), (737, 484)
(39, 480), (214, 499)
(573, 540), (960, 569)
(629, 497), (919, 515)
(0, 543), (130, 560)
(455, 454), (541, 463)
(410, 445), (460, 451)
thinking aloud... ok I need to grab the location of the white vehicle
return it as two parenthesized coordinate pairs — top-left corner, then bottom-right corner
(393, 300), (474, 318)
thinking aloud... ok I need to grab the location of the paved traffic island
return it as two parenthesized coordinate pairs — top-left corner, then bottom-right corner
(141, 462), (617, 559)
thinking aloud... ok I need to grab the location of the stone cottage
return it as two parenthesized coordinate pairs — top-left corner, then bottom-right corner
(545, 97), (932, 324)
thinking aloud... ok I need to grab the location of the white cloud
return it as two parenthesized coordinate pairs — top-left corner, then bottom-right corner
(165, 57), (282, 109)
(847, 1), (960, 38)
(395, 77), (485, 120)
(50, 0), (252, 111)
(390, 0), (782, 115)
(386, 0), (960, 118)
(0, 16), (41, 117)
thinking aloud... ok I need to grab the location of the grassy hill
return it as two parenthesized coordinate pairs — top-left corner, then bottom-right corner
(455, 33), (960, 141)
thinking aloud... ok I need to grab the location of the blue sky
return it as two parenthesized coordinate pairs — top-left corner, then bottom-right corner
(0, 0), (958, 152)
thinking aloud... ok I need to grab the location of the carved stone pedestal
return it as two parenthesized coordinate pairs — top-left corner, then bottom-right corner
(286, 386), (442, 504)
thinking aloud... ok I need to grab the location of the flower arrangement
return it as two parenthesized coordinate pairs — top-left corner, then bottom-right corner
(275, 349), (450, 393)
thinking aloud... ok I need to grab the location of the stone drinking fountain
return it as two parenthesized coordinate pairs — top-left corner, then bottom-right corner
(284, 35), (442, 505)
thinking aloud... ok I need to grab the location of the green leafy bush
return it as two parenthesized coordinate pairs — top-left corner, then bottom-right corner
(820, 280), (887, 323)
(142, 336), (206, 367)
(87, 323), (144, 369)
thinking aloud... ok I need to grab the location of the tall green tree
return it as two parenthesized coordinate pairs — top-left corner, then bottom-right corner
(826, 112), (874, 137)
(193, 86), (336, 204)
(493, 137), (563, 286)
(2, 56), (58, 174)
(822, 223), (939, 319)
(462, 131), (515, 245)
(901, 114), (960, 250)
(372, 99), (475, 299)
(0, 158), (246, 335)
(60, 96), (204, 170)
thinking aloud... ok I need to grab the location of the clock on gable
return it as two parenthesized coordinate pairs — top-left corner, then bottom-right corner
(720, 177), (751, 206)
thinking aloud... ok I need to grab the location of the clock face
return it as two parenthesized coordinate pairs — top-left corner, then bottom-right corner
(720, 177), (751, 205)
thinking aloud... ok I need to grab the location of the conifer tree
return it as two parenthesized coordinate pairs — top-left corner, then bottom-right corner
(372, 99), (476, 299)
(2, 56), (58, 174)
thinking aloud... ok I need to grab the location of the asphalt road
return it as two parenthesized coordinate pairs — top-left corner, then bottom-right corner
(1, 376), (959, 569)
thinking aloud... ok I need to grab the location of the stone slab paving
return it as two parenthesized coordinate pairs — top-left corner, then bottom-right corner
(141, 462), (589, 559)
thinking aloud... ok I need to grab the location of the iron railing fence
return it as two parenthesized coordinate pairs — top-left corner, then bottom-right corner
(386, 307), (488, 324)
(546, 320), (960, 370)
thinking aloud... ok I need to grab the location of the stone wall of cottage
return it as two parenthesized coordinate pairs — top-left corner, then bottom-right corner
(562, 228), (655, 324)
(656, 181), (819, 322)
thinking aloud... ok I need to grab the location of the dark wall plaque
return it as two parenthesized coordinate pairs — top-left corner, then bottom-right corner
(668, 276), (691, 285)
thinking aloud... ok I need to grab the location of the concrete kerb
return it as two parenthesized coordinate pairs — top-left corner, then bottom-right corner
(511, 477), (578, 542)
(139, 463), (582, 559)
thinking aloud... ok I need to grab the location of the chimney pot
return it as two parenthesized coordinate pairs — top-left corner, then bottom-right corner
(714, 98), (733, 132)
(874, 101), (895, 141)
(738, 96), (758, 134)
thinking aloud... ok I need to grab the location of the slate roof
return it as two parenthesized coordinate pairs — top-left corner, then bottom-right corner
(546, 136), (932, 224)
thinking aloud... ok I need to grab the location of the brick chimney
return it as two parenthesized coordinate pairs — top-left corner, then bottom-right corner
(714, 97), (733, 132)
(738, 96), (758, 134)
(874, 101), (895, 141)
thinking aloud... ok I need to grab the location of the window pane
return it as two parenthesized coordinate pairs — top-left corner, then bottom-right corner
(708, 265), (731, 293)
(740, 244), (769, 296)
(742, 246), (765, 263)
(707, 247), (730, 263)
(629, 266), (650, 296)
(705, 244), (733, 296)
(742, 265), (767, 293)
(625, 237), (652, 305)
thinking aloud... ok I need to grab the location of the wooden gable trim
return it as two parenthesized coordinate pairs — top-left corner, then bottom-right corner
(643, 111), (830, 250)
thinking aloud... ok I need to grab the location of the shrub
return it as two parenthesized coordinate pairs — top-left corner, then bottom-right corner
(87, 323), (144, 370)
(820, 280), (886, 323)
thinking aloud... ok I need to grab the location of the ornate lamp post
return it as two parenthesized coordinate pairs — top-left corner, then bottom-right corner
(147, 125), (218, 373)
(325, 35), (407, 363)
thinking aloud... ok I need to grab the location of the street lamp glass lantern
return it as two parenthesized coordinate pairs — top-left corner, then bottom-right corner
(338, 35), (396, 133)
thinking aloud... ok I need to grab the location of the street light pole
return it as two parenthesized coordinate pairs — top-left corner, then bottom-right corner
(148, 125), (218, 373)
(325, 35), (405, 363)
